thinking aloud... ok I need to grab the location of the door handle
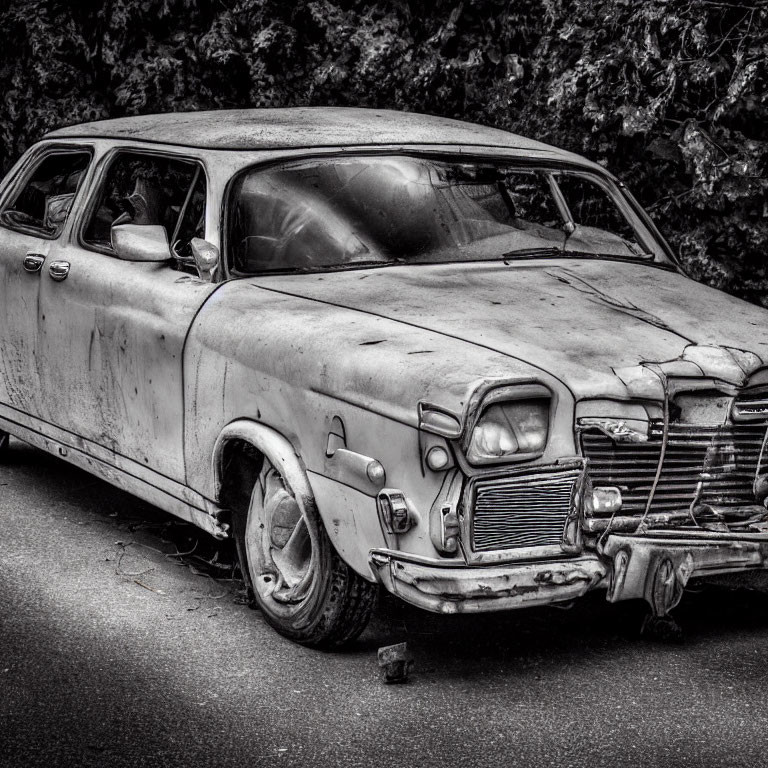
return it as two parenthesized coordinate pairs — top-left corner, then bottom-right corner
(49, 261), (70, 282)
(23, 253), (45, 273)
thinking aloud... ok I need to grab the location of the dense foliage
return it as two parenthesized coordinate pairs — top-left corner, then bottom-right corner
(1, 0), (765, 303)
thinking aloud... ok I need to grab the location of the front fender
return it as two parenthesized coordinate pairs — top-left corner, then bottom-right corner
(213, 419), (309, 502)
(213, 418), (384, 580)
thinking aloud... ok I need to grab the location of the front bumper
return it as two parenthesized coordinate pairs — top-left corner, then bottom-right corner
(369, 549), (607, 614)
(370, 528), (768, 616)
(601, 529), (768, 615)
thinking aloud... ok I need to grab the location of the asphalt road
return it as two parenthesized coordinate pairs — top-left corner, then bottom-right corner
(3, 437), (768, 767)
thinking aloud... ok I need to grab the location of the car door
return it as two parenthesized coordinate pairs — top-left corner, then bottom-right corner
(35, 147), (219, 483)
(0, 144), (93, 421)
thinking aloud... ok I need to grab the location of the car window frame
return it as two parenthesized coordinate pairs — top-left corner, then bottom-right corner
(222, 149), (678, 277)
(77, 146), (210, 259)
(0, 143), (94, 241)
(549, 169), (666, 261)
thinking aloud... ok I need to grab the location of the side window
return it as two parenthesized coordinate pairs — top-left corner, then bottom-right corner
(556, 175), (635, 241)
(82, 152), (206, 259)
(172, 169), (206, 261)
(0, 150), (91, 237)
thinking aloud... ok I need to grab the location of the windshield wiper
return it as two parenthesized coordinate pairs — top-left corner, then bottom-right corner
(317, 258), (400, 271)
(502, 247), (563, 261)
(502, 247), (656, 262)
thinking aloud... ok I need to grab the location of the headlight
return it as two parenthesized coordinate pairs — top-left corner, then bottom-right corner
(467, 399), (549, 463)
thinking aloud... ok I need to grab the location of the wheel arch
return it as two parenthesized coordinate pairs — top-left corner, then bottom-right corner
(212, 418), (381, 582)
(213, 419), (313, 513)
(212, 418), (378, 646)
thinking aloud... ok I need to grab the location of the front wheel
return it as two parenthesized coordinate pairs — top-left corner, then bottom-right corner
(234, 454), (377, 649)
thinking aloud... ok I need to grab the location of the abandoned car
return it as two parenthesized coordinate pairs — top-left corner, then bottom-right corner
(0, 107), (766, 647)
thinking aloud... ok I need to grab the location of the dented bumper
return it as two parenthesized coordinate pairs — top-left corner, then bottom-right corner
(601, 530), (768, 615)
(369, 549), (607, 614)
(371, 529), (768, 617)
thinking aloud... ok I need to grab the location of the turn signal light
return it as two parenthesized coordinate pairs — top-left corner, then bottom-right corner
(426, 446), (451, 471)
(377, 489), (417, 534)
(441, 505), (461, 553)
(366, 460), (386, 484)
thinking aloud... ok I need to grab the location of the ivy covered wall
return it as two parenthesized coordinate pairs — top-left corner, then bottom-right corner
(1, 0), (765, 303)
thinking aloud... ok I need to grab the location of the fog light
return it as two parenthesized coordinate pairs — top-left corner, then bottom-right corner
(426, 446), (451, 471)
(591, 486), (623, 515)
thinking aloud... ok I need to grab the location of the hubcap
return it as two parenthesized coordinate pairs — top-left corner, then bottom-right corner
(245, 460), (316, 611)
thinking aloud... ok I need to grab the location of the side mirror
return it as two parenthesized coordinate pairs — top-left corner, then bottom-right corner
(112, 224), (172, 262)
(190, 238), (219, 283)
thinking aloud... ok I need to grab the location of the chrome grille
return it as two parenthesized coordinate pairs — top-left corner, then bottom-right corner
(582, 422), (768, 515)
(733, 386), (768, 422)
(470, 467), (579, 551)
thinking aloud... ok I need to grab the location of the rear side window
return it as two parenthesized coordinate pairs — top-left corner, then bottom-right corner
(0, 149), (91, 237)
(82, 152), (206, 258)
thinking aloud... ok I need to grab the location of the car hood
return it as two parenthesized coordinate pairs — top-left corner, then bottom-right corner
(246, 258), (767, 408)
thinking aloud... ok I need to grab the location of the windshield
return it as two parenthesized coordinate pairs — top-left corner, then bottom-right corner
(228, 155), (671, 274)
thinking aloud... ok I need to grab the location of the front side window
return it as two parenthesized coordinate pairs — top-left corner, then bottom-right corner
(228, 155), (670, 275)
(83, 152), (206, 260)
(0, 149), (91, 237)
(556, 174), (636, 245)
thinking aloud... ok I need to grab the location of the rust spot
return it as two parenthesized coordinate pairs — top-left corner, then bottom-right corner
(534, 568), (594, 587)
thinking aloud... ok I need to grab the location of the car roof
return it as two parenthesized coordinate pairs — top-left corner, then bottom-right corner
(45, 107), (595, 165)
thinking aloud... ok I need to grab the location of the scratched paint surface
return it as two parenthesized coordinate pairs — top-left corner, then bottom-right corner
(34, 243), (216, 481)
(183, 255), (768, 499)
(242, 258), (767, 402)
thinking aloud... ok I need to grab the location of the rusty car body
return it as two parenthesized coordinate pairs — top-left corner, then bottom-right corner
(1, 107), (767, 647)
